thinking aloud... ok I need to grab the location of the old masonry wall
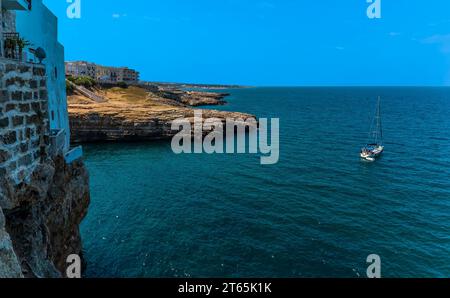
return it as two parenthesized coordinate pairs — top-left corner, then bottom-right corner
(0, 59), (49, 189)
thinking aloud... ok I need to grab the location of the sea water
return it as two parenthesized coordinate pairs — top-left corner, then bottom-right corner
(81, 87), (450, 277)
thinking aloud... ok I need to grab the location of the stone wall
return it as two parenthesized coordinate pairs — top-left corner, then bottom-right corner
(0, 58), (49, 188)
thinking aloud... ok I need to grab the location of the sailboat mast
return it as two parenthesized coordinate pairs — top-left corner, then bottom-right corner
(377, 96), (383, 145)
(366, 97), (383, 146)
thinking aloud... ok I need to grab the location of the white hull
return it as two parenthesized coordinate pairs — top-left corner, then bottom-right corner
(360, 146), (384, 161)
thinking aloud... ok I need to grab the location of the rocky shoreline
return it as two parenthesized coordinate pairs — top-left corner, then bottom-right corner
(68, 86), (255, 143)
(156, 90), (229, 107)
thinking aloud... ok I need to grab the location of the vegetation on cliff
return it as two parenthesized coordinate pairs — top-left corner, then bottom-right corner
(67, 76), (97, 90)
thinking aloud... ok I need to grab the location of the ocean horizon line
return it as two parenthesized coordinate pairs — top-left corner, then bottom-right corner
(209, 85), (450, 89)
(169, 84), (450, 89)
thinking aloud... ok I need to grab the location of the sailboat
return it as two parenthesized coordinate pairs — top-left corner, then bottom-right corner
(360, 97), (384, 162)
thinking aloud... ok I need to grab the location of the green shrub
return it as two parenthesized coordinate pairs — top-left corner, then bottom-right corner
(66, 80), (75, 94)
(72, 76), (97, 89)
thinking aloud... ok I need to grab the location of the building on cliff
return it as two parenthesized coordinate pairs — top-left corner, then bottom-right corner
(65, 60), (140, 84)
(0, 0), (90, 278)
(15, 0), (71, 152)
(0, 0), (82, 173)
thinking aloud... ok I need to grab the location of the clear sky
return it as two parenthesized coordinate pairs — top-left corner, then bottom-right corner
(44, 0), (450, 86)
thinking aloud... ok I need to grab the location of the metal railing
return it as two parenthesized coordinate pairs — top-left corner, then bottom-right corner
(66, 79), (107, 103)
(2, 32), (20, 60)
(1, 31), (39, 63)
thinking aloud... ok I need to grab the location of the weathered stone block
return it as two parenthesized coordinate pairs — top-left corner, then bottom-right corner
(1, 131), (17, 145)
(39, 90), (48, 100)
(12, 116), (24, 126)
(0, 91), (8, 103)
(0, 118), (9, 129)
(35, 125), (43, 135)
(6, 77), (26, 87)
(19, 142), (28, 153)
(7, 160), (17, 172)
(31, 102), (40, 113)
(18, 65), (31, 73)
(19, 104), (30, 113)
(5, 64), (17, 72)
(31, 139), (40, 148)
(11, 91), (22, 101)
(29, 80), (38, 89)
(0, 149), (11, 163)
(23, 92), (32, 101)
(18, 153), (33, 167)
(40, 102), (48, 112)
(26, 115), (40, 125)
(5, 104), (16, 112)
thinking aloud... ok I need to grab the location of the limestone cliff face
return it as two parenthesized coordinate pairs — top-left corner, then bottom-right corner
(0, 155), (90, 278)
(69, 107), (256, 143)
(68, 86), (256, 143)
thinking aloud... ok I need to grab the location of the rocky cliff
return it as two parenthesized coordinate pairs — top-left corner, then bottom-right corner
(156, 90), (229, 106)
(0, 155), (90, 278)
(0, 207), (22, 278)
(68, 86), (255, 143)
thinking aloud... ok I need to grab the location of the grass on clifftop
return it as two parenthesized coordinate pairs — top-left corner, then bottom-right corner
(105, 86), (150, 103)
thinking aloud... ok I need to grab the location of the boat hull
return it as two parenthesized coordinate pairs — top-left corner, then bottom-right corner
(360, 146), (384, 161)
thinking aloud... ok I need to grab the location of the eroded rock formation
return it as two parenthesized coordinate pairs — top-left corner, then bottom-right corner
(0, 208), (22, 278)
(0, 155), (90, 278)
(157, 90), (229, 106)
(68, 86), (255, 143)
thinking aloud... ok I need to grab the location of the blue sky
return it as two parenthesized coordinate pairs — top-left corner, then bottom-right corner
(44, 0), (450, 86)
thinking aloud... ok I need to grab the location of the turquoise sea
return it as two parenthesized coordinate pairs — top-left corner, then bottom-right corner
(81, 87), (450, 277)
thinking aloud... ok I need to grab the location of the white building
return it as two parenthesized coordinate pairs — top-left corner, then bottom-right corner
(14, 0), (71, 152)
(65, 61), (97, 78)
(66, 61), (140, 84)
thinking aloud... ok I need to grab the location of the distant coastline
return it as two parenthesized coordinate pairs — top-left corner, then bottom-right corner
(140, 81), (251, 91)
